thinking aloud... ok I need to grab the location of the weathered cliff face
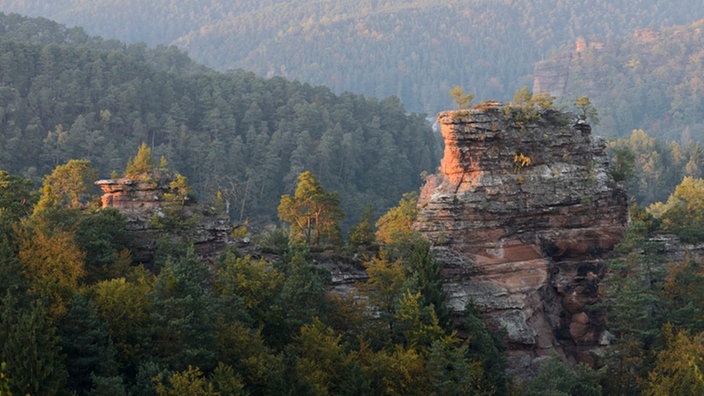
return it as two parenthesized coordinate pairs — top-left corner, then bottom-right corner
(415, 103), (627, 374)
(96, 173), (231, 264)
(532, 53), (572, 98)
(532, 38), (605, 100)
(96, 177), (169, 222)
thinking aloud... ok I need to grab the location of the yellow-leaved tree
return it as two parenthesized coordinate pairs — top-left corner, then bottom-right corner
(278, 171), (343, 248)
(18, 227), (85, 319)
(374, 192), (418, 245)
(645, 324), (704, 395)
(125, 142), (154, 178)
(33, 159), (98, 215)
(649, 176), (704, 242)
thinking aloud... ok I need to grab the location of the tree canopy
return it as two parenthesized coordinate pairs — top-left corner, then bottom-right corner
(0, 14), (438, 226)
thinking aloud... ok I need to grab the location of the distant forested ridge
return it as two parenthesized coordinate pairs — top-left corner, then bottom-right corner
(0, 13), (439, 225)
(541, 19), (704, 142)
(1, 1), (703, 114)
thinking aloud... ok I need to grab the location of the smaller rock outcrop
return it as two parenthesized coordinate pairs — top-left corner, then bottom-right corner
(95, 176), (169, 223)
(96, 171), (231, 264)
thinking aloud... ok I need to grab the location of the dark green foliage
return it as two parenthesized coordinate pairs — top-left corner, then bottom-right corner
(258, 226), (290, 254)
(87, 374), (127, 396)
(426, 337), (491, 396)
(270, 252), (332, 347)
(398, 236), (449, 327)
(0, 170), (35, 224)
(610, 146), (636, 183)
(0, 164), (538, 394)
(662, 259), (704, 333)
(74, 208), (130, 283)
(523, 353), (603, 396)
(0, 362), (11, 396)
(0, 237), (27, 299)
(461, 302), (507, 394)
(0, 294), (67, 395)
(152, 237), (189, 273)
(0, 16), (438, 227)
(0, 172), (36, 296)
(347, 204), (376, 250)
(600, 220), (666, 343)
(59, 294), (119, 394)
(595, 216), (704, 394)
(610, 130), (704, 206)
(148, 248), (217, 371)
(132, 361), (172, 396)
(3, 2), (701, 116)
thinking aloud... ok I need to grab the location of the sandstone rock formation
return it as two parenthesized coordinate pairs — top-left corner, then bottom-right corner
(96, 172), (231, 264)
(532, 53), (571, 98)
(415, 103), (627, 375)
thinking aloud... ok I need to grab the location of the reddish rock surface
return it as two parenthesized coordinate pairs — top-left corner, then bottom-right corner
(415, 104), (627, 375)
(96, 173), (231, 264)
(95, 178), (164, 220)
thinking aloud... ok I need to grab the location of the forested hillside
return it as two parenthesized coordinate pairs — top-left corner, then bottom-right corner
(1, 1), (703, 113)
(0, 13), (438, 225)
(0, 150), (514, 394)
(544, 19), (704, 143)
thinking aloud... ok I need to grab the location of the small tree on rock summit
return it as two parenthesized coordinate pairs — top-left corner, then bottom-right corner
(125, 142), (154, 179)
(449, 86), (474, 110)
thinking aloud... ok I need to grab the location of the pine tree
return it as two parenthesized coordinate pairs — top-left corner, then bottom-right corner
(125, 142), (154, 179)
(449, 86), (473, 110)
(278, 171), (344, 248)
(347, 204), (376, 249)
(0, 294), (68, 395)
(60, 294), (119, 394)
(149, 248), (216, 371)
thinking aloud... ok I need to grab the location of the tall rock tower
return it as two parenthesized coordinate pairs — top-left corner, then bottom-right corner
(415, 103), (627, 374)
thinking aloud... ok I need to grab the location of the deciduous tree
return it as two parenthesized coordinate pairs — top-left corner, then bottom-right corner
(17, 226), (86, 319)
(645, 324), (704, 396)
(33, 159), (98, 215)
(375, 192), (418, 246)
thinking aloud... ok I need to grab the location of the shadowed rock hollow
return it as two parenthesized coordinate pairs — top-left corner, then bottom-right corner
(415, 103), (627, 375)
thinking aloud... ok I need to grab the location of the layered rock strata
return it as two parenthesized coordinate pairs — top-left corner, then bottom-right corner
(415, 103), (627, 374)
(96, 173), (231, 264)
